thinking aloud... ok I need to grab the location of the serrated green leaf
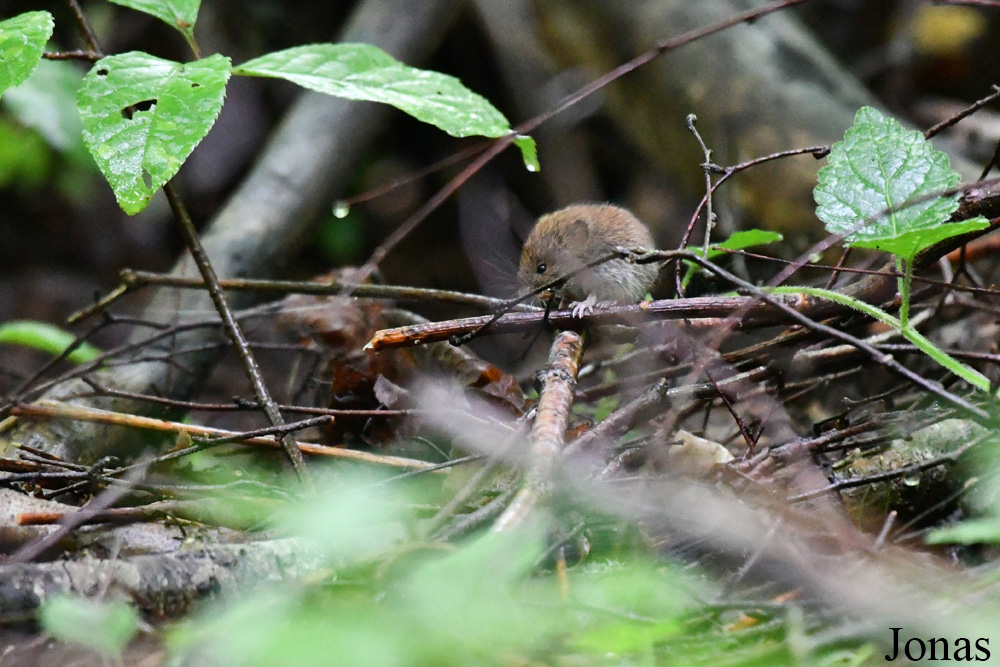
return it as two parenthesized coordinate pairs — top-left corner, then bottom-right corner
(78, 52), (231, 214)
(0, 320), (101, 363)
(236, 43), (510, 139)
(0, 11), (54, 100)
(39, 596), (139, 656)
(107, 0), (199, 41)
(814, 106), (968, 262)
(849, 215), (989, 258)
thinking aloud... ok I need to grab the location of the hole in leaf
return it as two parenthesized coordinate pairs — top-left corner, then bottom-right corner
(121, 99), (157, 120)
(96, 67), (109, 76)
(141, 170), (154, 190)
(190, 82), (201, 88)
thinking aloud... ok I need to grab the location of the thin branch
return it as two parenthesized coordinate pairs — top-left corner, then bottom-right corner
(12, 401), (439, 472)
(162, 185), (311, 486)
(66, 0), (101, 53)
(924, 84), (1000, 140)
(686, 114), (717, 259)
(43, 50), (99, 61)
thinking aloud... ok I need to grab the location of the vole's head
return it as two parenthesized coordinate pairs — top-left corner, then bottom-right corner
(517, 208), (593, 301)
(517, 204), (658, 306)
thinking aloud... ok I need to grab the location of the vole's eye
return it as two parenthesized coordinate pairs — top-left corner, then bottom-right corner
(536, 263), (547, 275)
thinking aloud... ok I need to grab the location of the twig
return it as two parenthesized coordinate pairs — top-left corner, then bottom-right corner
(366, 294), (772, 350)
(873, 511), (898, 551)
(66, 0), (101, 53)
(493, 331), (584, 531)
(127, 415), (334, 473)
(69, 269), (534, 323)
(924, 84), (1000, 140)
(43, 50), (99, 61)
(364, 279), (901, 351)
(18, 500), (205, 527)
(161, 185), (312, 487)
(3, 318), (108, 407)
(686, 114), (717, 259)
(78, 377), (417, 417)
(339, 141), (493, 207)
(673, 144), (830, 291)
(8, 462), (145, 563)
(705, 369), (762, 456)
(11, 401), (440, 472)
(421, 429), (523, 539)
(687, 255), (991, 422)
(568, 365), (775, 461)
(931, 1), (1000, 10)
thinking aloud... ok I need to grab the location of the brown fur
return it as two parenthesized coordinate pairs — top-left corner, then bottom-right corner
(517, 204), (658, 307)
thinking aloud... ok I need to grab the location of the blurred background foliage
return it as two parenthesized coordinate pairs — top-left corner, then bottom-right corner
(2, 1), (1000, 664)
(2, 0), (996, 330)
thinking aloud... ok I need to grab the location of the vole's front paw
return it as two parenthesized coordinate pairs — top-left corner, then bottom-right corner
(570, 294), (599, 318)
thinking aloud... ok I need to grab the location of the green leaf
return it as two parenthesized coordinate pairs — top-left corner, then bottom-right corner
(4, 59), (85, 153)
(848, 216), (989, 259)
(571, 559), (691, 653)
(271, 472), (408, 562)
(236, 44), (509, 137)
(592, 395), (619, 422)
(0, 320), (101, 363)
(0, 117), (51, 189)
(575, 618), (682, 653)
(397, 529), (558, 663)
(0, 11), (55, 100)
(814, 106), (975, 262)
(236, 44), (537, 169)
(39, 596), (139, 657)
(705, 229), (784, 260)
(712, 229), (783, 254)
(78, 52), (231, 214)
(107, 0), (200, 38)
(514, 135), (538, 172)
(679, 229), (784, 289)
(926, 517), (1000, 545)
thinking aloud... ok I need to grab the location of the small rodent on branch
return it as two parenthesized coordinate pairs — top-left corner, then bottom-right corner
(517, 203), (659, 317)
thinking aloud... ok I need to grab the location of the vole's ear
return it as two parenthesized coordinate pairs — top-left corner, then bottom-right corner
(567, 218), (590, 244)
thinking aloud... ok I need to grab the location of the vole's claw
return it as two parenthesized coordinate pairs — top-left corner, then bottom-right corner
(570, 294), (598, 318)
